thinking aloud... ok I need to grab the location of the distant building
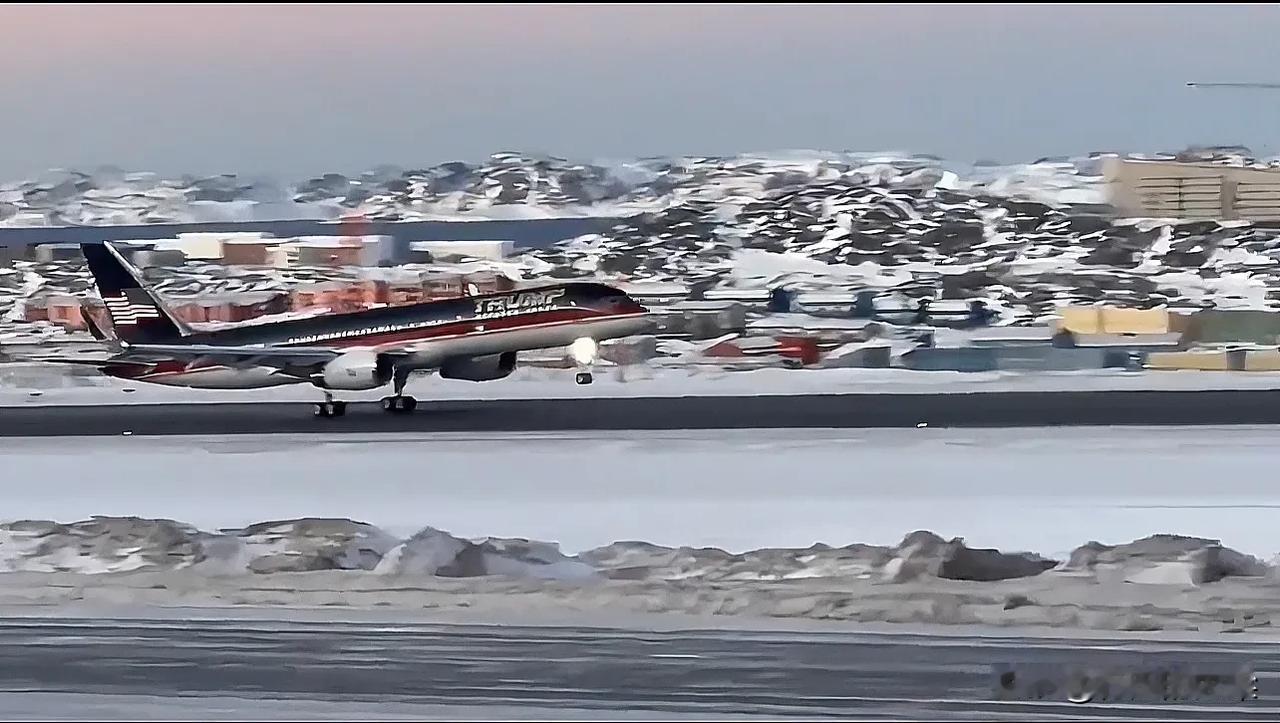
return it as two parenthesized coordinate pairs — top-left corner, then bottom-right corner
(462, 269), (512, 295)
(285, 235), (395, 267)
(45, 295), (86, 331)
(412, 240), (514, 261)
(170, 291), (290, 324)
(384, 283), (427, 307)
(174, 232), (252, 260)
(294, 242), (363, 267)
(1105, 157), (1280, 222)
(22, 293), (99, 332)
(33, 244), (83, 263)
(422, 272), (465, 300)
(131, 248), (188, 268)
(289, 280), (379, 313)
(220, 238), (276, 266)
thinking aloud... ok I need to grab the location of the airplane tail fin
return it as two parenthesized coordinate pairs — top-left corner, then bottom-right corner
(81, 243), (191, 344)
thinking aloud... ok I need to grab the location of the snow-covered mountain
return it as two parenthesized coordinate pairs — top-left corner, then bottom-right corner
(0, 149), (1119, 227)
(7, 146), (1278, 228)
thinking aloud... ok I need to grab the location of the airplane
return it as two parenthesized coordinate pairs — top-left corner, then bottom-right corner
(36, 242), (653, 418)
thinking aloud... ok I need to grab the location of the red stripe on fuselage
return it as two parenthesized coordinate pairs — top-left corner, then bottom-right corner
(305, 307), (601, 350)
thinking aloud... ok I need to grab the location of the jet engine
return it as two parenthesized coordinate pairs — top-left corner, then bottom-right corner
(438, 351), (517, 382)
(313, 350), (395, 390)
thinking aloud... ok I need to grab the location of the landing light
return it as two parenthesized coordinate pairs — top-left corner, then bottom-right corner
(570, 337), (598, 365)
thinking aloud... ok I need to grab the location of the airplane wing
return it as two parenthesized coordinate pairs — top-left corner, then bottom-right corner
(116, 342), (423, 371)
(32, 346), (340, 374)
(118, 343), (345, 364)
(34, 343), (421, 374)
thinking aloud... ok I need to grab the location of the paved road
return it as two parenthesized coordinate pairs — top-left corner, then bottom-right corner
(0, 618), (1276, 720)
(8, 389), (1280, 436)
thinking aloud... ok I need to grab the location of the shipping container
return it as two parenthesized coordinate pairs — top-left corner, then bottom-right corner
(1057, 306), (1173, 335)
(1145, 351), (1234, 371)
(1189, 310), (1280, 346)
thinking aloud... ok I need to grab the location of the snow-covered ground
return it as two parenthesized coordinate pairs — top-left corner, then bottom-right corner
(5, 364), (1280, 406)
(3, 427), (1278, 560)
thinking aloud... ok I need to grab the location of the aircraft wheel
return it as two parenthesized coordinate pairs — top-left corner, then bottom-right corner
(381, 395), (417, 414)
(314, 401), (347, 418)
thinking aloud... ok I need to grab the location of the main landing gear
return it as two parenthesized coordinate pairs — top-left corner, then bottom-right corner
(380, 367), (417, 414)
(313, 367), (418, 419)
(381, 395), (417, 414)
(314, 392), (347, 418)
(570, 337), (598, 386)
(313, 395), (414, 418)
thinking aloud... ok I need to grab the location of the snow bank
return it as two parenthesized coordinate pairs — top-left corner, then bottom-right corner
(0, 517), (210, 574)
(0, 517), (599, 581)
(0, 516), (1265, 591)
(1, 515), (1277, 632)
(230, 518), (401, 574)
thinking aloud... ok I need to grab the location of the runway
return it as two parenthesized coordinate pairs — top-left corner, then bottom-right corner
(10, 388), (1280, 436)
(0, 617), (1276, 720)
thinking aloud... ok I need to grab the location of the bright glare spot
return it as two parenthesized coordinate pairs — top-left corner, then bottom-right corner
(570, 337), (598, 365)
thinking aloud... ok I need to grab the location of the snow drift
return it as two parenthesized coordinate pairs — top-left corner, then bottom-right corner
(0, 516), (1267, 589)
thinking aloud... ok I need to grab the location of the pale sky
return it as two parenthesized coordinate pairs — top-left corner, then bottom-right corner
(2, 3), (1279, 180)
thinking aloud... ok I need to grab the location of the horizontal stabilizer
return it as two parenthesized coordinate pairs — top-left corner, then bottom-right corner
(31, 356), (157, 369)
